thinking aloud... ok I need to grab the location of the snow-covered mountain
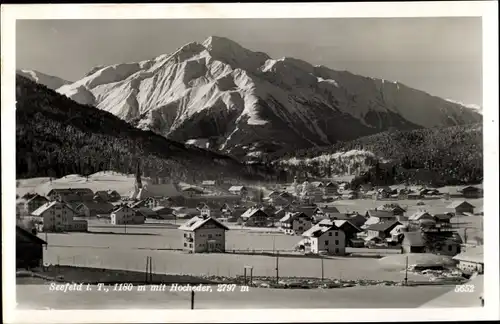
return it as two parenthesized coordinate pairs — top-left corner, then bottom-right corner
(56, 36), (482, 158)
(16, 69), (70, 91)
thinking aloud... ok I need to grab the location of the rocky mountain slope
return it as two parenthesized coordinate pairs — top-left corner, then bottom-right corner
(15, 75), (273, 182)
(56, 36), (482, 158)
(16, 69), (70, 91)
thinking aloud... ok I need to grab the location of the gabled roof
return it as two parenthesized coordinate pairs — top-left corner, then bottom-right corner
(376, 203), (406, 212)
(112, 205), (133, 213)
(365, 221), (402, 232)
(241, 207), (268, 219)
(447, 200), (475, 209)
(302, 223), (339, 238)
(314, 206), (340, 214)
(229, 186), (246, 191)
(311, 181), (324, 187)
(409, 211), (433, 221)
(280, 211), (312, 223)
(328, 213), (351, 220)
(16, 225), (47, 245)
(47, 188), (94, 195)
(333, 220), (362, 232)
(152, 206), (174, 213)
(366, 210), (395, 218)
(459, 185), (480, 192)
(434, 213), (454, 220)
(77, 201), (115, 213)
(134, 207), (158, 217)
(403, 231), (426, 247)
(178, 216), (229, 232)
(31, 201), (60, 216)
(452, 246), (483, 263)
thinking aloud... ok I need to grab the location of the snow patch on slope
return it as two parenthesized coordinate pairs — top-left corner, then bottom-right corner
(17, 69), (70, 91)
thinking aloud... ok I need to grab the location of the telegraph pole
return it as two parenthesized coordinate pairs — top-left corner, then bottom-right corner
(191, 291), (195, 309)
(404, 255), (409, 286)
(276, 251), (280, 284)
(321, 257), (324, 282)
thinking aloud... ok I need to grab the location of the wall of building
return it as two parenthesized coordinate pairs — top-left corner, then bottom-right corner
(457, 260), (484, 274)
(193, 226), (226, 253)
(41, 204), (74, 232)
(312, 230), (346, 255)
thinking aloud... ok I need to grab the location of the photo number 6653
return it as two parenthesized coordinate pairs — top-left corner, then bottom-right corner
(454, 284), (475, 293)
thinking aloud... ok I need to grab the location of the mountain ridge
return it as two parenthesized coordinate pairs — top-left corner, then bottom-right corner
(15, 74), (274, 182)
(41, 36), (481, 158)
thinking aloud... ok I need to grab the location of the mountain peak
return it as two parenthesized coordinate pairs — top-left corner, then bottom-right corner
(202, 36), (244, 51)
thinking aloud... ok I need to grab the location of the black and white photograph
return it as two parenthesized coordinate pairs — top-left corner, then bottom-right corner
(2, 2), (499, 323)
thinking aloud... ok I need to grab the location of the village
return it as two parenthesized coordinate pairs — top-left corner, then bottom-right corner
(15, 160), (485, 293)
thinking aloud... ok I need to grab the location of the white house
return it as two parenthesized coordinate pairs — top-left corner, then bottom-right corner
(229, 186), (248, 197)
(279, 212), (313, 235)
(453, 246), (484, 274)
(110, 205), (145, 225)
(300, 222), (346, 255)
(179, 215), (229, 253)
(31, 201), (86, 232)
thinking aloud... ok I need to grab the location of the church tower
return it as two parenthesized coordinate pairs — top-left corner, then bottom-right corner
(135, 159), (143, 191)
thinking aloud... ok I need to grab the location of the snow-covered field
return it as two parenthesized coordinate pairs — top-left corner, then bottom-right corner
(41, 244), (426, 282)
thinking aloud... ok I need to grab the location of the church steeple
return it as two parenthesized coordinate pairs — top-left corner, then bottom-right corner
(135, 159), (143, 190)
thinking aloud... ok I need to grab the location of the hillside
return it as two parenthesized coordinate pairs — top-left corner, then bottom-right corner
(275, 124), (483, 186)
(56, 36), (481, 159)
(15, 75), (274, 182)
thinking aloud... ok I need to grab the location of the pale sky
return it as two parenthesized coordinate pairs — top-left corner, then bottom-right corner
(16, 18), (482, 105)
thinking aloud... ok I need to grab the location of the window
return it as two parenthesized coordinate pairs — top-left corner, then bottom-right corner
(184, 243), (187, 247)
(298, 226), (303, 231)
(189, 243), (193, 248)
(184, 233), (187, 238)
(329, 232), (332, 236)
(335, 240), (339, 245)
(448, 245), (453, 252)
(335, 232), (338, 236)
(335, 248), (339, 253)
(325, 240), (329, 245)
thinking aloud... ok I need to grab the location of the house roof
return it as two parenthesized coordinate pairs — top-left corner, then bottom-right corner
(294, 207), (316, 217)
(182, 186), (204, 193)
(365, 221), (402, 232)
(229, 186), (246, 191)
(325, 182), (337, 187)
(314, 206), (340, 214)
(447, 201), (475, 209)
(178, 216), (229, 231)
(302, 223), (339, 238)
(241, 207), (268, 219)
(452, 246), (483, 263)
(459, 185), (480, 192)
(366, 210), (395, 218)
(152, 206), (173, 213)
(403, 232), (426, 247)
(16, 225), (47, 245)
(134, 207), (158, 216)
(202, 180), (216, 185)
(31, 201), (60, 216)
(376, 203), (406, 212)
(311, 181), (324, 187)
(328, 213), (351, 220)
(333, 220), (362, 232)
(434, 213), (454, 220)
(77, 201), (115, 213)
(409, 211), (432, 221)
(48, 188), (94, 195)
(279, 211), (310, 223)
